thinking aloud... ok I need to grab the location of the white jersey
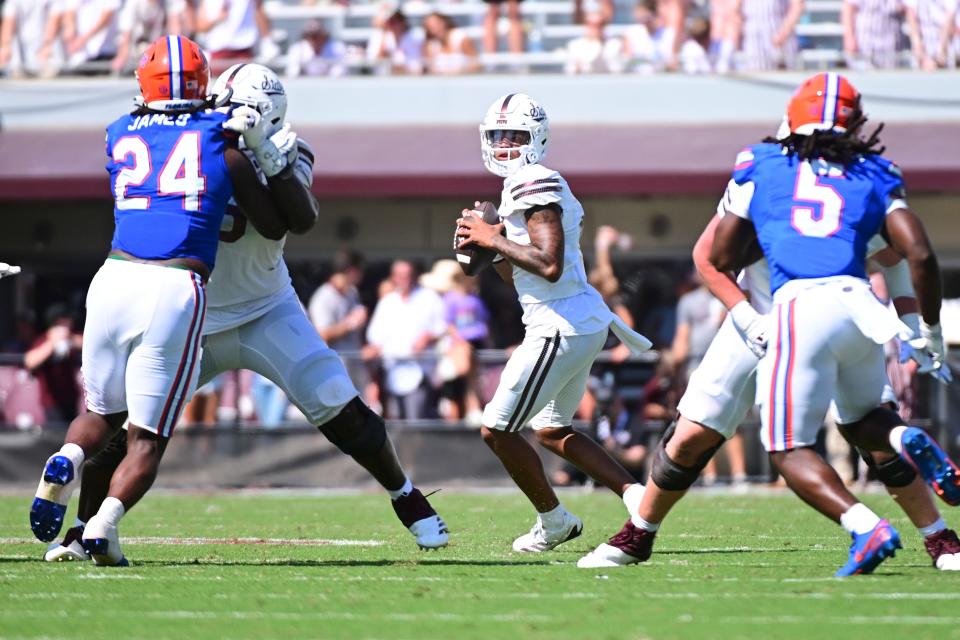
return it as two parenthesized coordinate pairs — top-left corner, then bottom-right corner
(497, 163), (609, 337)
(204, 140), (314, 335)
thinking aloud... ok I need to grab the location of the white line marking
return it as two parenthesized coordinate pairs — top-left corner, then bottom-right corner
(0, 537), (383, 547)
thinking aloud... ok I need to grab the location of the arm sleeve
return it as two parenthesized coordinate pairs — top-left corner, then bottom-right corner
(293, 139), (315, 188)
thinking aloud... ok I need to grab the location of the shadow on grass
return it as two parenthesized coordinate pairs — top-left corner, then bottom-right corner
(70, 558), (559, 568)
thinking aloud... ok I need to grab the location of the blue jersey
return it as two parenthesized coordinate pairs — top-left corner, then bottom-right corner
(105, 110), (235, 270)
(728, 142), (906, 294)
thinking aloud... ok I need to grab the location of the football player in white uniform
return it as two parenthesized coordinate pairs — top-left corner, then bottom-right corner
(455, 94), (652, 553)
(579, 112), (959, 570)
(45, 64), (447, 563)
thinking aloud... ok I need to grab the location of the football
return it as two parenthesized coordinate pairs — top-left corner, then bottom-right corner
(455, 201), (500, 276)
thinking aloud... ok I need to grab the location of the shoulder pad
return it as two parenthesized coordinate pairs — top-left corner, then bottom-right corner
(509, 164), (563, 210)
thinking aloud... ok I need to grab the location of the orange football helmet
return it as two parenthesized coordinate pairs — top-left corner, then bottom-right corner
(786, 72), (861, 136)
(136, 35), (210, 111)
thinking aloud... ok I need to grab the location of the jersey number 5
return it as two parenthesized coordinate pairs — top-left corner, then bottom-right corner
(790, 162), (844, 238)
(113, 133), (206, 212)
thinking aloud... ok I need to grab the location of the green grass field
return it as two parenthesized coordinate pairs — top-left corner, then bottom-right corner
(1, 490), (958, 640)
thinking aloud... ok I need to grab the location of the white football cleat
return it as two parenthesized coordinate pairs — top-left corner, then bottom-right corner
(44, 526), (89, 562)
(936, 553), (960, 571)
(512, 510), (583, 553)
(81, 515), (128, 567)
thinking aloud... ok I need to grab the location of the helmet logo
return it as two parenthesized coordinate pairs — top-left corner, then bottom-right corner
(260, 77), (285, 95)
(526, 104), (546, 121)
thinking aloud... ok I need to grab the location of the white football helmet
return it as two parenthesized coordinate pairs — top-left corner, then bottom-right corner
(479, 93), (550, 177)
(212, 63), (288, 136)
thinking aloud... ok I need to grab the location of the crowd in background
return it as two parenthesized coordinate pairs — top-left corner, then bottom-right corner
(1, 0), (959, 78)
(1, 223), (943, 486)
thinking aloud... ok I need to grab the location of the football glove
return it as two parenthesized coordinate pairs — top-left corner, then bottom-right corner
(730, 300), (768, 359)
(900, 318), (953, 384)
(0, 263), (21, 279)
(224, 106), (288, 177)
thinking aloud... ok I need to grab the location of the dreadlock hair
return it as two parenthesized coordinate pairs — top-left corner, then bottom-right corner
(763, 109), (886, 166)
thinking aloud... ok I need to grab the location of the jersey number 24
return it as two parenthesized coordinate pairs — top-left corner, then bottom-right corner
(790, 162), (844, 238)
(113, 133), (206, 212)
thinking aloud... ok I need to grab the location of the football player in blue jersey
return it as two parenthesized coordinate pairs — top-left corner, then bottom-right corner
(28, 35), (311, 566)
(705, 72), (959, 575)
(43, 64), (448, 564)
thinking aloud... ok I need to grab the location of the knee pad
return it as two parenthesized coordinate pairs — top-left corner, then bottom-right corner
(860, 450), (917, 488)
(318, 398), (387, 458)
(87, 428), (128, 473)
(649, 422), (724, 491)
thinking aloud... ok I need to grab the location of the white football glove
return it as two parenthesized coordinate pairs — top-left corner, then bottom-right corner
(0, 263), (21, 279)
(224, 106), (288, 177)
(730, 300), (768, 359)
(270, 124), (299, 168)
(900, 319), (953, 384)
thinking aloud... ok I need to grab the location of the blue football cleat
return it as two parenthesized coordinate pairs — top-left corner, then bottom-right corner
(900, 427), (960, 506)
(30, 454), (77, 542)
(836, 519), (901, 577)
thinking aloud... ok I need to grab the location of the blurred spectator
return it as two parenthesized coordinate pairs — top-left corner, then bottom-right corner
(0, 0), (60, 77)
(482, 0), (523, 56)
(180, 374), (223, 429)
(365, 260), (446, 420)
(842, 0), (906, 70)
(420, 259), (490, 424)
(194, 0), (271, 74)
(1, 312), (38, 353)
(285, 20), (347, 77)
(657, 0), (688, 70)
(738, 0), (804, 70)
(23, 303), (82, 423)
(422, 11), (480, 75)
(574, 0), (615, 23)
(110, 0), (189, 74)
(710, 0), (741, 72)
(671, 274), (724, 381)
(62, 0), (122, 70)
(622, 1), (660, 71)
(250, 374), (289, 428)
(366, 6), (423, 75)
(679, 15), (713, 73)
(565, 9), (624, 73)
(308, 250), (369, 393)
(905, 0), (957, 69)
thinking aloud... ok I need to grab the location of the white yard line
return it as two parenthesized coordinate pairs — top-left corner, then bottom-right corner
(0, 536), (383, 547)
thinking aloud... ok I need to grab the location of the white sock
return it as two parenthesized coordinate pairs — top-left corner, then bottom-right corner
(631, 513), (660, 532)
(889, 426), (909, 455)
(840, 503), (882, 535)
(96, 497), (125, 528)
(539, 503), (566, 529)
(388, 477), (413, 500)
(59, 443), (85, 472)
(622, 483), (645, 516)
(919, 517), (947, 538)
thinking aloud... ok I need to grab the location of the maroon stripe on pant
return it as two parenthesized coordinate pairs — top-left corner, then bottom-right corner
(156, 274), (203, 434)
(165, 278), (206, 438)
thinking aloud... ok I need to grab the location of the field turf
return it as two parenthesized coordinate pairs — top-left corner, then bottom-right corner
(1, 490), (958, 640)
